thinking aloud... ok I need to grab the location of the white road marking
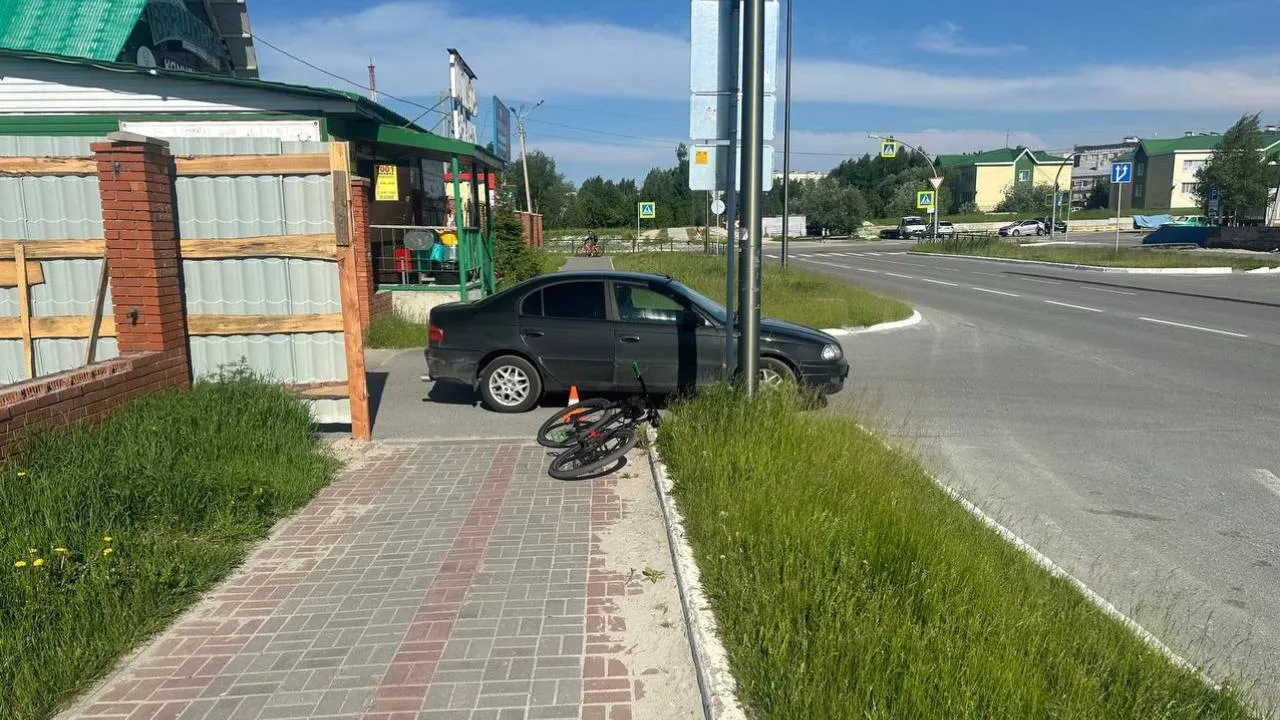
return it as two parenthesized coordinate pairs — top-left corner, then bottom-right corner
(1082, 286), (1136, 296)
(884, 272), (913, 279)
(870, 258), (915, 266)
(1045, 300), (1104, 313)
(804, 259), (852, 269)
(920, 278), (959, 287)
(1256, 470), (1280, 499)
(971, 287), (1020, 297)
(855, 267), (880, 274)
(971, 270), (1004, 277)
(765, 253), (779, 258)
(1139, 316), (1249, 338)
(1022, 277), (1062, 285)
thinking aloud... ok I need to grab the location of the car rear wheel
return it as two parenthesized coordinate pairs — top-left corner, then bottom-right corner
(759, 357), (796, 390)
(479, 355), (542, 413)
(1036, 227), (1045, 236)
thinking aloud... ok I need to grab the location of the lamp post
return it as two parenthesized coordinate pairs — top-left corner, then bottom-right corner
(514, 100), (544, 215)
(868, 134), (942, 239)
(1051, 151), (1083, 240)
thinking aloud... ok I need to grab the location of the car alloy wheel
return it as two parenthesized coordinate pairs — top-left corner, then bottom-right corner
(758, 358), (795, 389)
(488, 365), (531, 407)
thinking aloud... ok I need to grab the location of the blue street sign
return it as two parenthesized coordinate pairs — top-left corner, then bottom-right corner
(1111, 161), (1134, 185)
(638, 201), (657, 219)
(916, 191), (935, 209)
(1209, 187), (1220, 202)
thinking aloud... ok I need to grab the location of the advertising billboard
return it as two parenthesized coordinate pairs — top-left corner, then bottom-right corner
(493, 97), (512, 162)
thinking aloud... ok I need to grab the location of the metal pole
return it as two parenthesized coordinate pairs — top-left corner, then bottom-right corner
(517, 119), (533, 214)
(722, 0), (742, 377)
(1115, 181), (1123, 253)
(780, 0), (793, 267)
(738, 0), (765, 396)
(1051, 184), (1058, 240)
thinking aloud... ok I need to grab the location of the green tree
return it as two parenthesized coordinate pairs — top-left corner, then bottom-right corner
(1086, 179), (1110, 210)
(504, 150), (574, 228)
(797, 177), (867, 234)
(1194, 112), (1274, 222)
(996, 182), (1056, 213)
(492, 209), (542, 290)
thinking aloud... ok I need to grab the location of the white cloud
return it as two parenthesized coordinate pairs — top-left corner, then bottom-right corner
(253, 2), (1280, 112)
(916, 21), (1025, 56)
(529, 138), (675, 179)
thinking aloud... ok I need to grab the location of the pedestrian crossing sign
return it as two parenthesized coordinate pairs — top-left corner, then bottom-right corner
(916, 191), (935, 209)
(638, 201), (656, 219)
(880, 141), (898, 159)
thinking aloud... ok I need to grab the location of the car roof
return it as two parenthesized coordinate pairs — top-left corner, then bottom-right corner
(530, 269), (676, 284)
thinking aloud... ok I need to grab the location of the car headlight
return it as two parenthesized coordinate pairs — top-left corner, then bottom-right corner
(821, 343), (842, 361)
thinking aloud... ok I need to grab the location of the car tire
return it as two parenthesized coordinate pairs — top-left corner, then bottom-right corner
(1037, 228), (1045, 236)
(478, 355), (543, 413)
(758, 356), (796, 390)
(1011, 229), (1020, 237)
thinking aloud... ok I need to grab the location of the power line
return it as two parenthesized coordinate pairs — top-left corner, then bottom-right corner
(252, 35), (449, 118)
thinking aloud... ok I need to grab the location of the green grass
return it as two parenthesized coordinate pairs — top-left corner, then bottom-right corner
(657, 387), (1259, 720)
(0, 373), (337, 720)
(612, 252), (911, 329)
(915, 239), (1274, 270)
(365, 312), (428, 348)
(870, 207), (1200, 225)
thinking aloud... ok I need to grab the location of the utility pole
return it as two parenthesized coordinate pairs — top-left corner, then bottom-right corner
(367, 58), (377, 102)
(738, 0), (766, 396)
(515, 100), (543, 214)
(780, 0), (794, 267)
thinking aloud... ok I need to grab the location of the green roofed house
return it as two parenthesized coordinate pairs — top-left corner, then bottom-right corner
(935, 147), (1072, 211)
(1126, 133), (1280, 210)
(0, 0), (259, 76)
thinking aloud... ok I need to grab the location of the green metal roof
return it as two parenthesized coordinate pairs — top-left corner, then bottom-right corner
(0, 0), (146, 60)
(0, 47), (504, 168)
(937, 148), (1070, 168)
(1138, 133), (1280, 156)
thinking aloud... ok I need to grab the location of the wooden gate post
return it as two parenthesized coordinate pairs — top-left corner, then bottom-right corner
(330, 142), (371, 440)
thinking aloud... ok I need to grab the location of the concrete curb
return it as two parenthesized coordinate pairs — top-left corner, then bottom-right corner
(645, 428), (749, 720)
(1245, 266), (1280, 274)
(823, 309), (923, 337)
(909, 251), (1236, 275)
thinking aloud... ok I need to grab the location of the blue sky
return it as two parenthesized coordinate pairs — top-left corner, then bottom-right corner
(250, 0), (1280, 184)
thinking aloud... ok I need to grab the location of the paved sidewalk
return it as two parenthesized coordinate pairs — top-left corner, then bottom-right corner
(60, 441), (702, 720)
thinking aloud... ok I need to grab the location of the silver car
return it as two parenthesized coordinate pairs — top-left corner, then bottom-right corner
(998, 219), (1045, 237)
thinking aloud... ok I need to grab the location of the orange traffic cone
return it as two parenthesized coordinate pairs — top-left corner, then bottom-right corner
(567, 385), (580, 406)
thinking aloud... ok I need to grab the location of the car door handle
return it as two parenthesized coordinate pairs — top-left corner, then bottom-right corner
(522, 329), (545, 338)
(620, 335), (641, 343)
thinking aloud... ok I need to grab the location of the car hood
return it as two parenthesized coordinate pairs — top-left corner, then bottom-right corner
(759, 315), (839, 345)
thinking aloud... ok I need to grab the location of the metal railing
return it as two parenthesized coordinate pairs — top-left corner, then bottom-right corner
(371, 225), (491, 297)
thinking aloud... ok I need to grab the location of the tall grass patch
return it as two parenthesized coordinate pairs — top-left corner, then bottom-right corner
(613, 253), (911, 329)
(657, 387), (1255, 719)
(916, 240), (1272, 270)
(0, 372), (337, 720)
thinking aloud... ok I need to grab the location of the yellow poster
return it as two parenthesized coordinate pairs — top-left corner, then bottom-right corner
(375, 164), (399, 201)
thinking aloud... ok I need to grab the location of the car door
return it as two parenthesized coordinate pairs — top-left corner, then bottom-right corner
(517, 280), (615, 390)
(610, 281), (723, 395)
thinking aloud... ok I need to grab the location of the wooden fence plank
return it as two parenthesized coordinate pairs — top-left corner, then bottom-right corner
(174, 154), (330, 176)
(85, 254), (111, 365)
(0, 260), (45, 286)
(179, 235), (337, 260)
(338, 244), (371, 440)
(14, 245), (34, 378)
(186, 314), (345, 336)
(0, 240), (105, 259)
(0, 316), (117, 339)
(0, 157), (96, 175)
(283, 381), (351, 400)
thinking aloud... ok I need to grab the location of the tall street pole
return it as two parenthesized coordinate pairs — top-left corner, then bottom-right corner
(722, 0), (742, 377)
(515, 100), (543, 215)
(780, 0), (793, 267)
(738, 0), (765, 396)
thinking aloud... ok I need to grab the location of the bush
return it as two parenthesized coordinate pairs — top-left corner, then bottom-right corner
(493, 209), (544, 290)
(0, 372), (337, 720)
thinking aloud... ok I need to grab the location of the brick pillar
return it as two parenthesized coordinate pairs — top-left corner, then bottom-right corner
(350, 178), (376, 329)
(91, 132), (191, 386)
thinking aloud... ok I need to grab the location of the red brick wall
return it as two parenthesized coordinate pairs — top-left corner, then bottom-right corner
(371, 291), (393, 322)
(350, 178), (377, 329)
(517, 211), (544, 248)
(0, 352), (185, 454)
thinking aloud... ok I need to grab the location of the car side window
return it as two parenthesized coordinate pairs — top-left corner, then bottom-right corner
(542, 281), (607, 320)
(615, 283), (689, 324)
(520, 290), (543, 317)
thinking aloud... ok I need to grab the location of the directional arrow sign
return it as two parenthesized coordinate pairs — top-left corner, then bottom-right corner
(1111, 161), (1134, 185)
(880, 141), (898, 159)
(916, 191), (935, 209)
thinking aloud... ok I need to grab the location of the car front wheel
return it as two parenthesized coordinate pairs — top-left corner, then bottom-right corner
(479, 355), (543, 413)
(759, 357), (796, 390)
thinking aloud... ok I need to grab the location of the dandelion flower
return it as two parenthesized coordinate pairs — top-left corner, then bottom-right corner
(16, 471), (26, 478)
(14, 560), (27, 568)
(27, 548), (38, 555)
(103, 536), (112, 543)
(102, 548), (114, 556)
(53, 548), (67, 555)
(32, 558), (44, 567)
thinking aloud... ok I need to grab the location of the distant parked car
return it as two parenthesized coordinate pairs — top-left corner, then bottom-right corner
(1033, 217), (1068, 234)
(898, 216), (929, 239)
(934, 221), (955, 238)
(999, 219), (1045, 237)
(426, 270), (850, 412)
(1167, 215), (1210, 227)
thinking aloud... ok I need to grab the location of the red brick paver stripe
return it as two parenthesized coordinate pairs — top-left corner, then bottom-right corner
(581, 477), (640, 720)
(74, 450), (413, 719)
(363, 445), (521, 720)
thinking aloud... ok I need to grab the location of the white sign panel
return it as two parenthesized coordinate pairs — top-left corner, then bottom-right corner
(688, 143), (775, 192)
(448, 48), (479, 145)
(689, 94), (777, 143)
(119, 120), (321, 142)
(688, 0), (781, 144)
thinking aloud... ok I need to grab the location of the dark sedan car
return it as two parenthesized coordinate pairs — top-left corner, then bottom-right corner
(1033, 216), (1068, 234)
(426, 270), (850, 412)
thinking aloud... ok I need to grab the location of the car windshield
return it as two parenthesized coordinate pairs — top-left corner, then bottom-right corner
(666, 280), (728, 323)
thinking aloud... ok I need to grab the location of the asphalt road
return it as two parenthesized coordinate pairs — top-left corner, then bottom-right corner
(775, 244), (1280, 704)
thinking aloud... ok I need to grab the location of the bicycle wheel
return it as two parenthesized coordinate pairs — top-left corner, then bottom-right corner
(536, 398), (618, 448)
(548, 428), (639, 481)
